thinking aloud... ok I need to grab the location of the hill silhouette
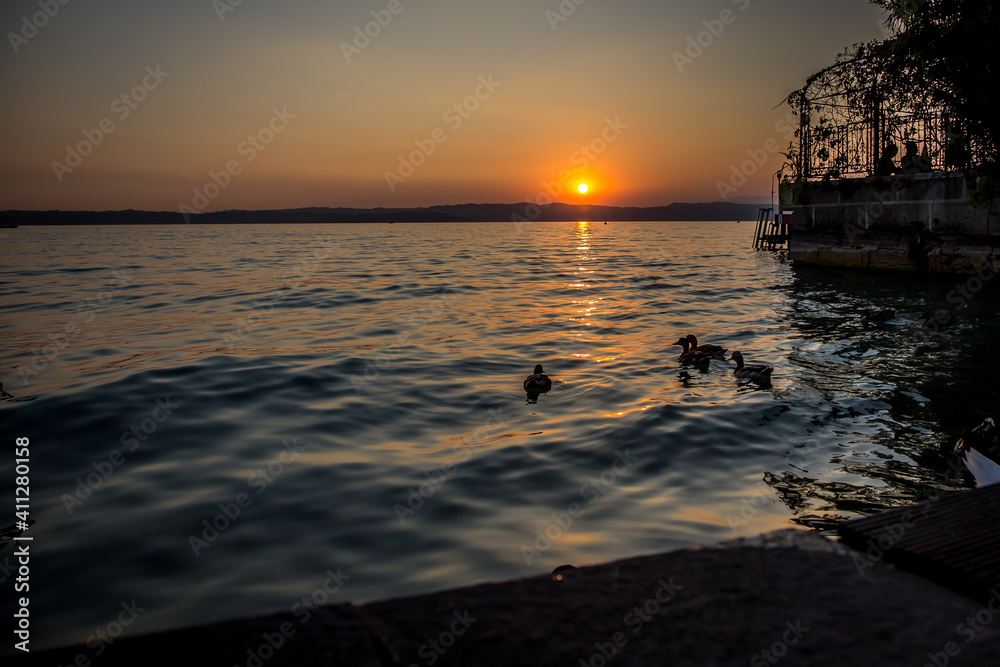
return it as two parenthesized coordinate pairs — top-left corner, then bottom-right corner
(0, 201), (759, 225)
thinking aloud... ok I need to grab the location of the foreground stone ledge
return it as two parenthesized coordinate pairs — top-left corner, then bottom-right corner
(34, 529), (1000, 666)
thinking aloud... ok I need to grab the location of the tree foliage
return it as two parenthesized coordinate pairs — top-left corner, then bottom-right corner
(873, 0), (999, 166)
(787, 0), (999, 181)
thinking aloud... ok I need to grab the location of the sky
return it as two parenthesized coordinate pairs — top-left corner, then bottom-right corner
(0, 0), (889, 212)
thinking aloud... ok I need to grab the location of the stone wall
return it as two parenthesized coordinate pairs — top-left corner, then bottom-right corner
(782, 172), (1000, 273)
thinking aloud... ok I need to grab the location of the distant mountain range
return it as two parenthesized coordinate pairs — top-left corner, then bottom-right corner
(0, 201), (761, 225)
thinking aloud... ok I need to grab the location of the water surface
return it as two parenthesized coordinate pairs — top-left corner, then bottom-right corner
(1, 221), (996, 651)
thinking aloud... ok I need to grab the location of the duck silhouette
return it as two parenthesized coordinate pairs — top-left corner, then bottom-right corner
(673, 338), (712, 367)
(954, 418), (1000, 486)
(523, 364), (553, 394)
(729, 351), (773, 385)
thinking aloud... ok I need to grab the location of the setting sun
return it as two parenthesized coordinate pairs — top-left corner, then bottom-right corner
(578, 183), (589, 194)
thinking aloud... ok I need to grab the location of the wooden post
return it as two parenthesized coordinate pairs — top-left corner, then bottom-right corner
(752, 207), (773, 249)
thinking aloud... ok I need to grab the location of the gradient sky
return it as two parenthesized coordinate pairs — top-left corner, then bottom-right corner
(0, 0), (888, 211)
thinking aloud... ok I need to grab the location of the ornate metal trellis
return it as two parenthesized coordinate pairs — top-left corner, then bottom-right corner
(785, 50), (982, 181)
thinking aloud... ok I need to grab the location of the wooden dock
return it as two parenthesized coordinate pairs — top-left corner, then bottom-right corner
(839, 483), (1000, 602)
(752, 207), (789, 250)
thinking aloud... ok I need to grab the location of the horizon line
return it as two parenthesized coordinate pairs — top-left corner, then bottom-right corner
(0, 199), (768, 215)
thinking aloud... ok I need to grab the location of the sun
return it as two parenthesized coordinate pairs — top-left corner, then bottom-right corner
(578, 183), (589, 194)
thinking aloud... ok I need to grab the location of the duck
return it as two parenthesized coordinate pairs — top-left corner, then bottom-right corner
(686, 334), (727, 360)
(954, 417), (999, 459)
(860, 309), (895, 322)
(0, 382), (12, 399)
(523, 364), (553, 394)
(729, 351), (773, 384)
(672, 338), (712, 367)
(954, 417), (1000, 487)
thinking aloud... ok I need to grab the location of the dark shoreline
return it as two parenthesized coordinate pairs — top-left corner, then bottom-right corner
(0, 202), (760, 226)
(32, 483), (1000, 663)
(30, 527), (1000, 666)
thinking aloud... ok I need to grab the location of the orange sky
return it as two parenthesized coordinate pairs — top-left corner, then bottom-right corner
(0, 0), (887, 212)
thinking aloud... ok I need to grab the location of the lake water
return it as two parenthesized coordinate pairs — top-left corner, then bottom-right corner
(2, 221), (998, 652)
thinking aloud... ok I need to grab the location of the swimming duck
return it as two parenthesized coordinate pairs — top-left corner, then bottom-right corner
(860, 309), (895, 322)
(955, 417), (1000, 460)
(954, 418), (1000, 486)
(523, 364), (553, 394)
(672, 338), (712, 367)
(686, 334), (727, 360)
(729, 351), (773, 384)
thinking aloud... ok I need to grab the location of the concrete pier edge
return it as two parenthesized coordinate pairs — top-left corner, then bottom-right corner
(31, 525), (1000, 666)
(783, 172), (1000, 274)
